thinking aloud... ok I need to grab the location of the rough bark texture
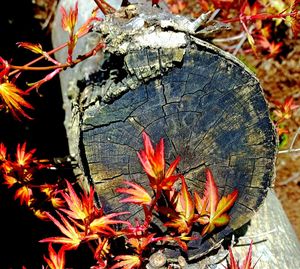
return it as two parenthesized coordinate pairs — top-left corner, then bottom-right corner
(51, 0), (300, 267)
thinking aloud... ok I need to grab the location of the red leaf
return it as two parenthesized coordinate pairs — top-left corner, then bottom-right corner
(43, 244), (66, 269)
(116, 180), (152, 206)
(196, 169), (238, 236)
(226, 241), (255, 269)
(204, 168), (219, 216)
(137, 131), (180, 190)
(162, 176), (195, 234)
(0, 82), (33, 120)
(241, 241), (253, 269)
(111, 255), (141, 269)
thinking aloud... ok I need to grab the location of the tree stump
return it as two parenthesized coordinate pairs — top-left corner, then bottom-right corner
(51, 0), (300, 267)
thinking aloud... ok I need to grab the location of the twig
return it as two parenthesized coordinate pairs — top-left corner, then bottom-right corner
(278, 172), (300, 186)
(208, 8), (221, 22)
(278, 126), (300, 154)
(237, 228), (277, 242)
(232, 25), (255, 55)
(213, 32), (245, 43)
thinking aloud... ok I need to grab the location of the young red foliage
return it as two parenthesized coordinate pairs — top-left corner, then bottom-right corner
(111, 255), (141, 269)
(137, 131), (180, 190)
(59, 180), (101, 222)
(163, 176), (196, 235)
(272, 96), (299, 123)
(43, 244), (66, 269)
(16, 142), (36, 167)
(0, 81), (33, 120)
(14, 185), (33, 206)
(116, 180), (152, 206)
(226, 241), (255, 269)
(197, 169), (238, 236)
(60, 1), (79, 63)
(39, 211), (94, 250)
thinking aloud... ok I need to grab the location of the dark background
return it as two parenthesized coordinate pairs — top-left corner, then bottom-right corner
(0, 0), (70, 268)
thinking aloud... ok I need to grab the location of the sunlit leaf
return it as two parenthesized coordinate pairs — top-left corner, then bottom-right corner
(14, 185), (32, 205)
(60, 1), (78, 35)
(226, 241), (255, 269)
(3, 174), (18, 188)
(90, 212), (130, 236)
(111, 255), (141, 269)
(137, 131), (180, 190)
(0, 82), (33, 120)
(16, 142), (36, 167)
(204, 168), (219, 216)
(43, 243), (66, 269)
(162, 176), (195, 234)
(17, 42), (44, 55)
(272, 96), (299, 122)
(59, 180), (96, 221)
(39, 211), (92, 250)
(0, 142), (7, 161)
(116, 180), (152, 206)
(127, 233), (156, 254)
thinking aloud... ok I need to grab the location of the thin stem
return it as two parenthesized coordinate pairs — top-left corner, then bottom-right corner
(237, 228), (277, 241)
(277, 172), (300, 186)
(278, 148), (300, 154)
(10, 42), (105, 73)
(10, 64), (67, 71)
(290, 126), (300, 149)
(93, 0), (115, 15)
(213, 32), (245, 43)
(8, 43), (68, 76)
(278, 126), (300, 154)
(144, 187), (162, 228)
(232, 24), (255, 55)
(8, 31), (89, 77)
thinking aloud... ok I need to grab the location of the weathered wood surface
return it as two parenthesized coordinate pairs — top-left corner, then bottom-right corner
(51, 0), (300, 267)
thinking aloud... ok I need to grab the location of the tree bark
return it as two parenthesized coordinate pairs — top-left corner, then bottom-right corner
(51, 0), (300, 267)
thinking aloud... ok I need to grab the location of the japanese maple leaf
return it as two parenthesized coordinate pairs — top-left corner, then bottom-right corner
(60, 1), (78, 36)
(127, 233), (156, 254)
(116, 180), (152, 206)
(226, 241), (256, 269)
(94, 237), (110, 262)
(111, 255), (141, 269)
(15, 142), (36, 167)
(196, 169), (238, 236)
(89, 212), (130, 236)
(40, 211), (97, 250)
(14, 185), (33, 206)
(0, 142), (7, 161)
(162, 176), (196, 235)
(59, 180), (100, 222)
(273, 96), (299, 122)
(137, 131), (180, 190)
(0, 82), (33, 120)
(3, 174), (18, 188)
(43, 243), (66, 269)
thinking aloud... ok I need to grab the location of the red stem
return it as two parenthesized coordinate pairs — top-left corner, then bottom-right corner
(8, 31), (90, 76)
(9, 42), (106, 73)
